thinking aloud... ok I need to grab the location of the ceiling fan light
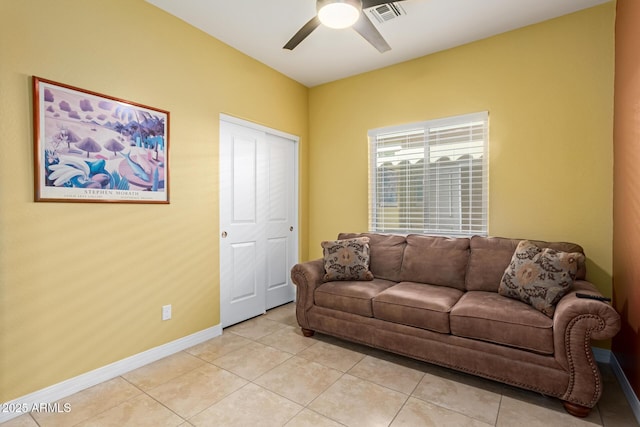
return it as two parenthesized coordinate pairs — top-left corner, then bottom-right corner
(317, 1), (361, 29)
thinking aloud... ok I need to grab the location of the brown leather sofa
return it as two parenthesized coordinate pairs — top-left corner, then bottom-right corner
(290, 233), (621, 417)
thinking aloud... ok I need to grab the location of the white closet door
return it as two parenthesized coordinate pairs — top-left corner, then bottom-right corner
(264, 133), (296, 310)
(220, 118), (297, 328)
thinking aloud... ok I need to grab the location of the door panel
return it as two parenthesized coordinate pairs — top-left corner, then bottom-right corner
(220, 122), (266, 327)
(268, 142), (288, 221)
(267, 237), (288, 291)
(230, 242), (258, 301)
(232, 138), (257, 223)
(265, 133), (295, 309)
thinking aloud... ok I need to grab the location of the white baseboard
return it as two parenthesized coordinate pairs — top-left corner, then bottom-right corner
(592, 346), (612, 364)
(592, 347), (640, 424)
(608, 350), (640, 424)
(0, 324), (222, 423)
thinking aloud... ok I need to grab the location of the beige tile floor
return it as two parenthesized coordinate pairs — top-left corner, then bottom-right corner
(3, 302), (638, 427)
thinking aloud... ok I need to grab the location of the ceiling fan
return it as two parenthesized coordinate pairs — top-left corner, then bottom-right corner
(283, 0), (407, 53)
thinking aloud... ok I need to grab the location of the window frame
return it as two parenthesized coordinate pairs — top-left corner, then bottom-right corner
(368, 111), (489, 237)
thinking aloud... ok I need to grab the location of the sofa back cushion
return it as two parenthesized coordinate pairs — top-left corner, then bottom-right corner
(338, 233), (406, 282)
(399, 235), (470, 290)
(465, 236), (586, 292)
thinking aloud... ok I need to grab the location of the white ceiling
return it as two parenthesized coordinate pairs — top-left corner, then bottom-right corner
(145, 0), (610, 87)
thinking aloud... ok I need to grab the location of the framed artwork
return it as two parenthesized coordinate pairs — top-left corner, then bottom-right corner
(33, 76), (169, 203)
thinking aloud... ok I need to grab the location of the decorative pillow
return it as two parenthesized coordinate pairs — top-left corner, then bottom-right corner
(321, 237), (374, 281)
(498, 240), (584, 317)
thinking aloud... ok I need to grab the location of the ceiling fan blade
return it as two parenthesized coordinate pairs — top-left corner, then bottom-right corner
(283, 16), (321, 50)
(362, 0), (405, 9)
(352, 13), (391, 52)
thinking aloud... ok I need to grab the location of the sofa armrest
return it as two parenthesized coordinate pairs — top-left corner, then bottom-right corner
(290, 259), (325, 329)
(553, 280), (621, 407)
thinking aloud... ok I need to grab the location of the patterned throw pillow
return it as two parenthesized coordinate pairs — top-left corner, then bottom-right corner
(321, 237), (374, 281)
(499, 240), (584, 317)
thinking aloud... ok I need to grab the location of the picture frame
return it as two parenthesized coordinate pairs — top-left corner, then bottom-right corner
(33, 76), (170, 203)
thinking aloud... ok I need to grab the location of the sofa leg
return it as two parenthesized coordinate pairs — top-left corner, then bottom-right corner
(562, 401), (591, 418)
(301, 328), (315, 337)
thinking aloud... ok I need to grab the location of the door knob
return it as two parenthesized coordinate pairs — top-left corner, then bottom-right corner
(221, 231), (228, 238)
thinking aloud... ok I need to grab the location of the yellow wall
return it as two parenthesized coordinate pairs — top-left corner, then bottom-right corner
(308, 4), (615, 300)
(0, 0), (308, 402)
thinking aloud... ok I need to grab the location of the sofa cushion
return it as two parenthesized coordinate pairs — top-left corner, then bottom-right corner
(450, 291), (554, 354)
(314, 279), (397, 317)
(399, 235), (469, 290)
(465, 236), (586, 292)
(373, 282), (463, 333)
(321, 237), (374, 282)
(339, 233), (406, 282)
(498, 240), (584, 317)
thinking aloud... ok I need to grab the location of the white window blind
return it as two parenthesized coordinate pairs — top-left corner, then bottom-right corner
(368, 112), (488, 236)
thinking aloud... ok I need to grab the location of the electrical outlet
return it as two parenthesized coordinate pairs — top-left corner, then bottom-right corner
(162, 304), (172, 321)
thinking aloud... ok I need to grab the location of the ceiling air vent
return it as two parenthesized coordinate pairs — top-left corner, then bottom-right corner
(368, 2), (406, 24)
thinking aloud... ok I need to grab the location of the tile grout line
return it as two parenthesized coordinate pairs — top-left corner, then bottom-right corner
(232, 316), (352, 426)
(72, 374), (188, 427)
(185, 320), (303, 424)
(130, 369), (191, 427)
(494, 394), (503, 426)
